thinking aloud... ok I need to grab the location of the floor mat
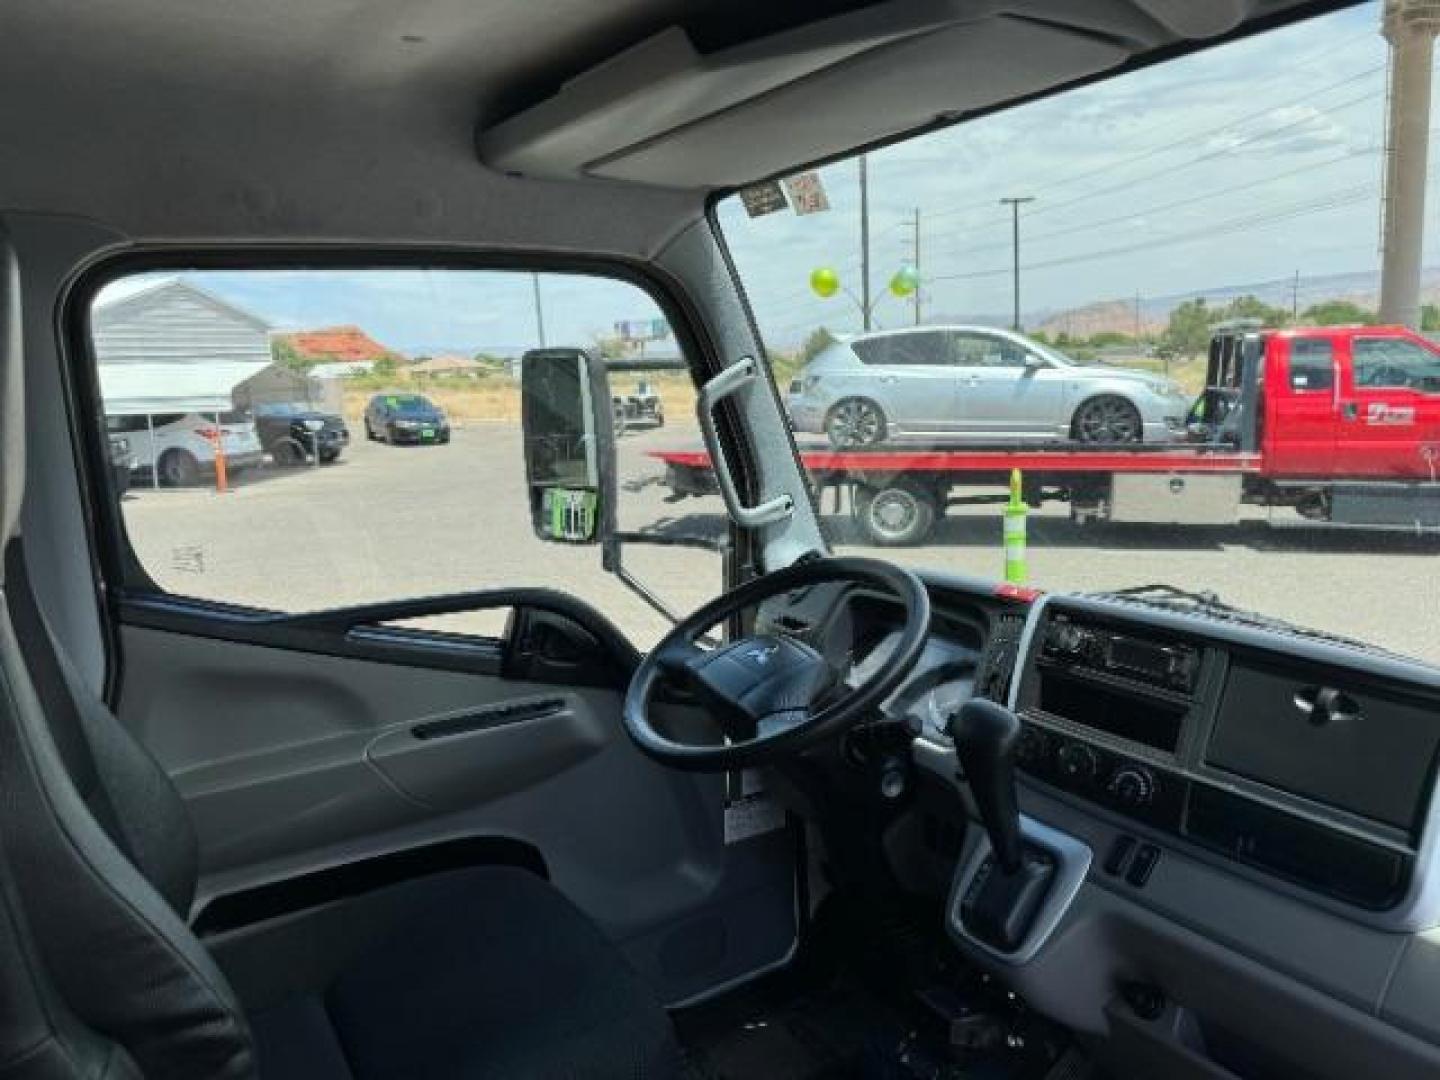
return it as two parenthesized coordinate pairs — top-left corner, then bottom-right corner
(675, 897), (1088, 1080)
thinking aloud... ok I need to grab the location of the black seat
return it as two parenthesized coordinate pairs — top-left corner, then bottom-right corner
(0, 239), (679, 1079)
(0, 530), (681, 1079)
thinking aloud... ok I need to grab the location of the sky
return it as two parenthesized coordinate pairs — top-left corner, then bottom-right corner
(722, 1), (1426, 345)
(97, 2), (1433, 353)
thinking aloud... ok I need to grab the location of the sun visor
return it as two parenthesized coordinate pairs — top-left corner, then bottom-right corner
(476, 6), (1134, 189)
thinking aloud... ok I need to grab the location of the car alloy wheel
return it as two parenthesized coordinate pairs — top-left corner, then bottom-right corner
(826, 399), (885, 448)
(158, 449), (200, 487)
(1073, 395), (1142, 444)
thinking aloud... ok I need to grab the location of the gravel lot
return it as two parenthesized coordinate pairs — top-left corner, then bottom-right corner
(120, 421), (1440, 666)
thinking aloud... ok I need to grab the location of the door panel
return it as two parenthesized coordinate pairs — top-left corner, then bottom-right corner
(113, 604), (797, 1006)
(1337, 335), (1440, 477)
(1265, 337), (1339, 476)
(950, 332), (1051, 436)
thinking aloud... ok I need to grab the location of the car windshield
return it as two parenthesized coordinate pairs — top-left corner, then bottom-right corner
(717, 1), (1440, 669)
(385, 396), (435, 414)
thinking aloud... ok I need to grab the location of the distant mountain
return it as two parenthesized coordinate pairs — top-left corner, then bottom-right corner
(1029, 266), (1440, 338)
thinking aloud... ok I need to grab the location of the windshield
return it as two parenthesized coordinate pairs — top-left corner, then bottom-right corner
(718, 1), (1440, 668)
(385, 395), (436, 413)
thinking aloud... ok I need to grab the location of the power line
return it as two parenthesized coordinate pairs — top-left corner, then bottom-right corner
(925, 183), (1375, 286)
(922, 146), (1375, 265)
(917, 63), (1385, 229)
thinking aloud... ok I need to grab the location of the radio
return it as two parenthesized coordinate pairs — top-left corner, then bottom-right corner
(1041, 613), (1201, 694)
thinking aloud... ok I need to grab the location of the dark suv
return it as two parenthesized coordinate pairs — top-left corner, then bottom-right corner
(363, 393), (451, 445)
(252, 402), (350, 464)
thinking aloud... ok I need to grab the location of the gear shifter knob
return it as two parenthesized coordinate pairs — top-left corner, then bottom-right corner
(947, 699), (1023, 873)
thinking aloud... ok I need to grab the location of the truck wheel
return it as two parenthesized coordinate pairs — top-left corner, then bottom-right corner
(1072, 395), (1142, 444)
(158, 449), (200, 487)
(826, 398), (886, 449)
(854, 482), (938, 546)
(273, 438), (305, 466)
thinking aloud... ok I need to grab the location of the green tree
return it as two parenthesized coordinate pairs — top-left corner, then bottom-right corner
(1215, 294), (1289, 327)
(372, 356), (399, 378)
(1159, 298), (1212, 360)
(271, 338), (311, 372)
(1086, 330), (1133, 348)
(1421, 304), (1440, 332)
(1301, 299), (1377, 326)
(798, 326), (836, 365)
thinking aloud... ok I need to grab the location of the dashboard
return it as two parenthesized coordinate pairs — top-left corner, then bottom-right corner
(767, 570), (1440, 1078)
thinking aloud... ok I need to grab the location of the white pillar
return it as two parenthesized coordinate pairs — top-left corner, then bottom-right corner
(1378, 0), (1440, 328)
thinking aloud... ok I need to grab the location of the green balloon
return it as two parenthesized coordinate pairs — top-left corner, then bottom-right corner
(889, 265), (920, 297)
(810, 267), (840, 298)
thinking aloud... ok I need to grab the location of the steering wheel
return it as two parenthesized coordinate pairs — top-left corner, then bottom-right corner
(623, 556), (932, 771)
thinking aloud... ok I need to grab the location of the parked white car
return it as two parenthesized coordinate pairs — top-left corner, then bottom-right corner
(786, 326), (1193, 448)
(105, 411), (264, 486)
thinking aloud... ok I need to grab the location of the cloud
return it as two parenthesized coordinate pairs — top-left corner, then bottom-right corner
(1205, 104), (1353, 156)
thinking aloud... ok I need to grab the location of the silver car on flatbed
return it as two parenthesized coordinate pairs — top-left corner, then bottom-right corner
(786, 326), (1192, 448)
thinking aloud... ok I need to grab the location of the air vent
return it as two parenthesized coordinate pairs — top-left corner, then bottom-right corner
(976, 613), (1027, 702)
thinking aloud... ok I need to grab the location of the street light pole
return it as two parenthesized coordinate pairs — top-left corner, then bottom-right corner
(859, 155), (872, 331)
(999, 196), (1035, 331)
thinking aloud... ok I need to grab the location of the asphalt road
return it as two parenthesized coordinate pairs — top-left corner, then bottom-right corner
(120, 421), (1440, 666)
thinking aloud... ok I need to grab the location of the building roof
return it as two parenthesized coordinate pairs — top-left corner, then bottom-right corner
(280, 326), (397, 363)
(93, 278), (272, 335)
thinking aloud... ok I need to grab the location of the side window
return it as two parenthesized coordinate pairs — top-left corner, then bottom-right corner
(949, 332), (1026, 368)
(87, 268), (716, 648)
(1287, 338), (1334, 393)
(851, 332), (949, 366)
(1352, 338), (1440, 391)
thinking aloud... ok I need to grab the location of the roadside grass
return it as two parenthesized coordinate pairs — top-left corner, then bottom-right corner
(342, 371), (700, 424)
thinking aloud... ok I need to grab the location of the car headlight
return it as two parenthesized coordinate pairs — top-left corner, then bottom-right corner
(301, 419), (325, 432)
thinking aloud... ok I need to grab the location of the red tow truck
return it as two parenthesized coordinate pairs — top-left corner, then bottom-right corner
(654, 323), (1440, 545)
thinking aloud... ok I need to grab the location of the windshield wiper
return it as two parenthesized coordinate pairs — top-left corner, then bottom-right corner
(1088, 583), (1384, 655)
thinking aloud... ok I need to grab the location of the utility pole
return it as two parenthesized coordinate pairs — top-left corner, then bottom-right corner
(859, 155), (872, 331)
(899, 206), (923, 325)
(530, 272), (547, 347)
(1291, 270), (1300, 321)
(1378, 0), (1440, 328)
(1000, 196), (1035, 331)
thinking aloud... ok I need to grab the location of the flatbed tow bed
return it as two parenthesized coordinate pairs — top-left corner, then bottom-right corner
(652, 438), (1439, 545)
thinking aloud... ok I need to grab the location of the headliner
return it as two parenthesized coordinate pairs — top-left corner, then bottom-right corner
(0, 0), (1350, 255)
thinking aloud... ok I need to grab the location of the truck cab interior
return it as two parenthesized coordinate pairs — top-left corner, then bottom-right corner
(4, 2), (1440, 1079)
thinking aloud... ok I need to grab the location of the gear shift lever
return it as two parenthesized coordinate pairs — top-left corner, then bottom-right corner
(947, 699), (1023, 873)
(947, 699), (1055, 952)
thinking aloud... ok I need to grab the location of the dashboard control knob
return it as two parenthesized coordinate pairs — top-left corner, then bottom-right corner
(1109, 766), (1156, 808)
(1015, 726), (1052, 767)
(1056, 742), (1099, 783)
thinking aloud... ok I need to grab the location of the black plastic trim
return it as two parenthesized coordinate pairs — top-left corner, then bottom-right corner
(192, 836), (547, 935)
(118, 586), (640, 684)
(412, 698), (566, 740)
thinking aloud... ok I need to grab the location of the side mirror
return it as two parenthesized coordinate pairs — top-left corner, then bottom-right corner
(520, 348), (616, 544)
(1023, 353), (1047, 369)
